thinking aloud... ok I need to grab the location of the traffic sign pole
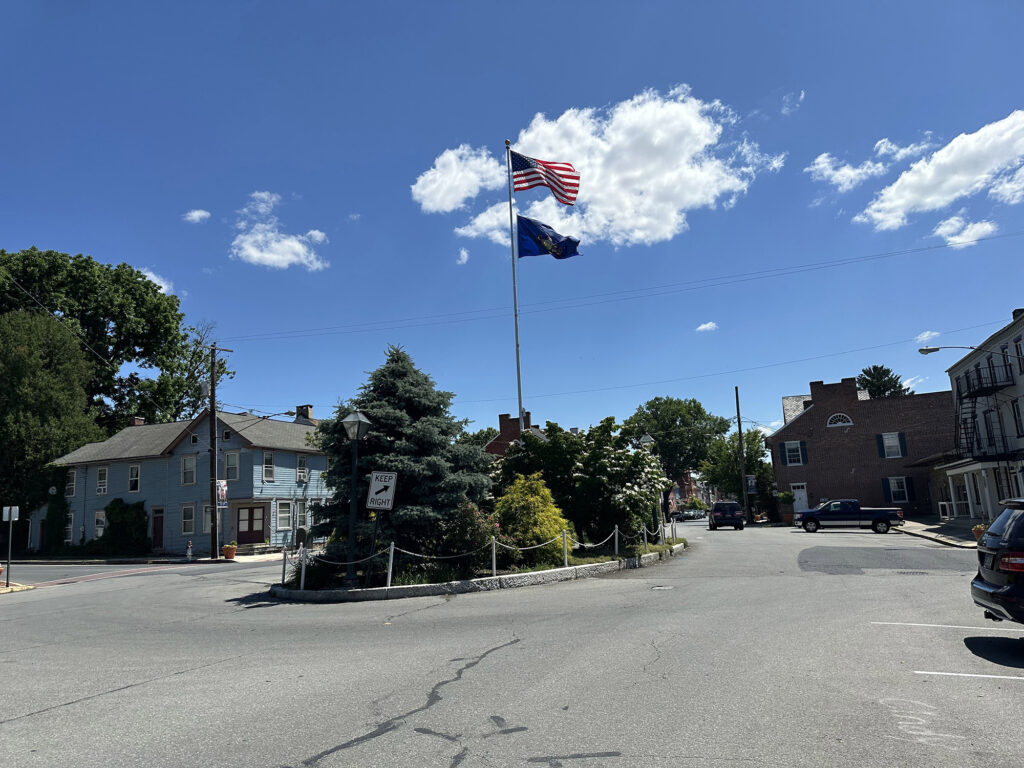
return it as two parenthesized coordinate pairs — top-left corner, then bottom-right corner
(3, 506), (18, 588)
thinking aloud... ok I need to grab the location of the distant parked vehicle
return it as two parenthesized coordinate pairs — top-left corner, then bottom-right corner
(793, 499), (903, 534)
(709, 501), (744, 530)
(972, 498), (1024, 626)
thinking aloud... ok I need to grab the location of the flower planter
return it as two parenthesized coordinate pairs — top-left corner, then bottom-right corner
(972, 525), (987, 541)
(221, 544), (237, 559)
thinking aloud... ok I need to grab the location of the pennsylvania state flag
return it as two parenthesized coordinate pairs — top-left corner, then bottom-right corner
(516, 215), (581, 260)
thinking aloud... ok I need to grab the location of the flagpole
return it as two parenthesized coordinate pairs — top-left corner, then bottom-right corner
(505, 139), (525, 434)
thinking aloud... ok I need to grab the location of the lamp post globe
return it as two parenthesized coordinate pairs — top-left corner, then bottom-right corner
(341, 411), (372, 583)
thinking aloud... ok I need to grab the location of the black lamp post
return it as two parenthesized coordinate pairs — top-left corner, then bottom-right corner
(341, 410), (372, 583)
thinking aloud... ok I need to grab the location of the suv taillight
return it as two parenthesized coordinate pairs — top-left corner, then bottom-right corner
(998, 551), (1024, 573)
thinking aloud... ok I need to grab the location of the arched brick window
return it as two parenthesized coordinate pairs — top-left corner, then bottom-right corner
(827, 413), (853, 427)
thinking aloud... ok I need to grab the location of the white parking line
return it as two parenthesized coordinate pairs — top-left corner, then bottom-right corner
(872, 621), (1024, 633)
(915, 671), (1024, 681)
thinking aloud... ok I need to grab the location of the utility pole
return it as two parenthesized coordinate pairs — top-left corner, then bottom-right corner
(208, 344), (232, 559)
(735, 386), (750, 522)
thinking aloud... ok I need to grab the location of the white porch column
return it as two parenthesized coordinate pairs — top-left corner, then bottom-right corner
(981, 469), (998, 522)
(946, 476), (959, 517)
(966, 472), (979, 519)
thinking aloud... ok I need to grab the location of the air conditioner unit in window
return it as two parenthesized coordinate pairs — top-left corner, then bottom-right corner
(296, 468), (308, 483)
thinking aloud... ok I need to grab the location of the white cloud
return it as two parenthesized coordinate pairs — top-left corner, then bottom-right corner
(348, 213), (362, 221)
(856, 110), (1024, 230)
(140, 269), (172, 294)
(874, 136), (933, 162)
(902, 375), (927, 390)
(804, 153), (887, 193)
(182, 209), (210, 223)
(456, 247), (469, 265)
(932, 214), (998, 248)
(419, 86), (785, 247)
(696, 321), (718, 332)
(781, 90), (805, 116)
(411, 144), (505, 213)
(230, 191), (329, 271)
(990, 164), (1024, 205)
(915, 330), (940, 344)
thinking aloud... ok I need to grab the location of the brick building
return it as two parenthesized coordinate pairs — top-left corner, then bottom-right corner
(483, 412), (548, 457)
(764, 377), (955, 518)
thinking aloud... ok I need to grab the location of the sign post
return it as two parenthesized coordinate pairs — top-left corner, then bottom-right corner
(366, 472), (397, 511)
(3, 506), (18, 588)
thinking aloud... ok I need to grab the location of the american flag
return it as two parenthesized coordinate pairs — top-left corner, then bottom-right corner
(510, 151), (580, 206)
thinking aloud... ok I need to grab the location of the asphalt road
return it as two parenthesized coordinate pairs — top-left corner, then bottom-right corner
(2, 522), (1022, 768)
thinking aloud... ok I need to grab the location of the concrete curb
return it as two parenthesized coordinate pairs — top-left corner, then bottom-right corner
(895, 527), (976, 549)
(270, 541), (688, 603)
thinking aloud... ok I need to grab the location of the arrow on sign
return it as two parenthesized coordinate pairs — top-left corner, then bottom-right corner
(374, 484), (391, 496)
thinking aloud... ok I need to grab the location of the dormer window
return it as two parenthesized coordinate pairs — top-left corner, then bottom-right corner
(827, 413), (854, 427)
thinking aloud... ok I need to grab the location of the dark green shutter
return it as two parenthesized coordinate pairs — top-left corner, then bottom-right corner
(898, 432), (907, 457)
(876, 434), (885, 457)
(905, 477), (915, 502)
(882, 477), (892, 503)
(799, 441), (808, 465)
(779, 444), (787, 466)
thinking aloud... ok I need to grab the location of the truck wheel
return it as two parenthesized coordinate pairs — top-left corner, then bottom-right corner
(736, 522), (744, 530)
(872, 520), (890, 534)
(803, 519), (819, 533)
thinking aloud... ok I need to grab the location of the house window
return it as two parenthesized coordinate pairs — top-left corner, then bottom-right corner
(64, 512), (74, 545)
(889, 477), (909, 504)
(129, 465), (140, 493)
(296, 500), (307, 529)
(297, 455), (308, 482)
(826, 413), (853, 427)
(182, 504), (195, 535)
(277, 501), (292, 531)
(225, 451), (239, 481)
(190, 434), (199, 445)
(223, 430), (231, 441)
(263, 452), (275, 482)
(203, 505), (213, 534)
(96, 467), (108, 495)
(1015, 337), (1024, 374)
(182, 455), (196, 485)
(1012, 399), (1024, 437)
(785, 442), (804, 466)
(65, 469), (77, 497)
(984, 411), (997, 448)
(95, 510), (106, 538)
(881, 432), (903, 458)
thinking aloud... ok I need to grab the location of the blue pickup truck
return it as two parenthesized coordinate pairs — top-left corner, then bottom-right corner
(794, 499), (904, 534)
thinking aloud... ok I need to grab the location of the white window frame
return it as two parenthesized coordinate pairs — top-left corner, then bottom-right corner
(889, 476), (909, 504)
(882, 432), (902, 459)
(190, 433), (199, 445)
(1015, 337), (1024, 375)
(95, 510), (107, 538)
(95, 466), (108, 495)
(182, 504), (195, 535)
(1012, 399), (1024, 437)
(203, 505), (213, 534)
(129, 464), (140, 493)
(277, 500), (292, 531)
(784, 442), (803, 466)
(296, 500), (307, 529)
(64, 511), (74, 545)
(65, 469), (77, 497)
(225, 451), (240, 481)
(263, 452), (275, 482)
(297, 455), (308, 483)
(223, 430), (231, 441)
(182, 455), (196, 486)
(826, 413), (853, 427)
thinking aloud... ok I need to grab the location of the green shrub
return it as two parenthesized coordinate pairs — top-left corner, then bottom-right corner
(685, 497), (708, 510)
(495, 473), (573, 567)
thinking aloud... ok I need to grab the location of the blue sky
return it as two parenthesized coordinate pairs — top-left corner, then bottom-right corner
(3, 1), (1023, 439)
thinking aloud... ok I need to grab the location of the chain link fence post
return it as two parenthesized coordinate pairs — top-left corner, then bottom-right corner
(643, 526), (648, 553)
(281, 546), (288, 585)
(614, 525), (618, 557)
(299, 544), (307, 590)
(562, 529), (568, 567)
(491, 536), (497, 577)
(386, 541), (395, 592)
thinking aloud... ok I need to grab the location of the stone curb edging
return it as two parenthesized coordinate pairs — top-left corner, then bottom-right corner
(269, 542), (687, 603)
(895, 527), (976, 549)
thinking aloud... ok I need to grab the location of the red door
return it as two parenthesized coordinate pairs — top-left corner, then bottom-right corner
(152, 509), (164, 550)
(237, 507), (265, 545)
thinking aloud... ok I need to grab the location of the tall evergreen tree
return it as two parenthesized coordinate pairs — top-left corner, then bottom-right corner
(857, 365), (912, 398)
(314, 346), (492, 562)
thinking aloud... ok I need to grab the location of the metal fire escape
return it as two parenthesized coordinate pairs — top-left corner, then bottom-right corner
(956, 360), (1016, 460)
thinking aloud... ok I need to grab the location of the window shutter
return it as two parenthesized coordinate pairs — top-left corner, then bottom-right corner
(905, 476), (915, 502)
(876, 434), (885, 458)
(882, 477), (892, 503)
(898, 432), (907, 458)
(799, 441), (808, 465)
(779, 444), (788, 466)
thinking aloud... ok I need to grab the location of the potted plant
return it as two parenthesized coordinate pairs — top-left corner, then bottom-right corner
(972, 524), (988, 541)
(221, 540), (238, 559)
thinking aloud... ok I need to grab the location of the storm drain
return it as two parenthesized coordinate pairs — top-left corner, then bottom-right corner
(896, 571), (929, 576)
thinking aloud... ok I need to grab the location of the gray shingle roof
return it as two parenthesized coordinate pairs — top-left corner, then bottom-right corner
(53, 411), (320, 466)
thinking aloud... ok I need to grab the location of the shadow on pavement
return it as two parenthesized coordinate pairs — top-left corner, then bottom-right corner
(963, 635), (1024, 668)
(225, 590), (286, 610)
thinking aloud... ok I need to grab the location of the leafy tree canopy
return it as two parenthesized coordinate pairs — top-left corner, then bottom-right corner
(857, 365), (912, 398)
(314, 346), (492, 558)
(621, 397), (731, 480)
(698, 429), (773, 508)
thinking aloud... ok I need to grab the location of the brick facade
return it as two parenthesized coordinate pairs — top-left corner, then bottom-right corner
(484, 412), (535, 457)
(765, 377), (955, 517)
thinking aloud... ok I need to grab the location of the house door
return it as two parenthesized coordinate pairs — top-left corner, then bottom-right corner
(152, 508), (164, 550)
(791, 484), (808, 513)
(237, 506), (265, 545)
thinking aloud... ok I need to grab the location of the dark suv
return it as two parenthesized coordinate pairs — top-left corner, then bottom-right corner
(709, 501), (744, 530)
(971, 498), (1024, 625)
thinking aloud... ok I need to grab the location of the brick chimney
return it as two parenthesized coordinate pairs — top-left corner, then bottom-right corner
(132, 416), (146, 426)
(485, 412), (533, 456)
(294, 404), (318, 425)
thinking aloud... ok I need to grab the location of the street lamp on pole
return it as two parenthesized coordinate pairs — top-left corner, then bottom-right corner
(920, 345), (1024, 362)
(341, 410), (372, 584)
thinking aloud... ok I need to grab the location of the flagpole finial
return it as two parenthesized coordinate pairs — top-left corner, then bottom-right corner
(505, 139), (510, 147)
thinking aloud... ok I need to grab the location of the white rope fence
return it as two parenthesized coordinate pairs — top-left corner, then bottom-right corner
(284, 520), (685, 590)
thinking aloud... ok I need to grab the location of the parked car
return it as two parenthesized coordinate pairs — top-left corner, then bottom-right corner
(971, 498), (1024, 625)
(709, 501), (744, 530)
(793, 499), (903, 534)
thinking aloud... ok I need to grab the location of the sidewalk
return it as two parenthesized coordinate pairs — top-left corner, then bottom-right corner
(897, 514), (980, 549)
(7, 552), (284, 566)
